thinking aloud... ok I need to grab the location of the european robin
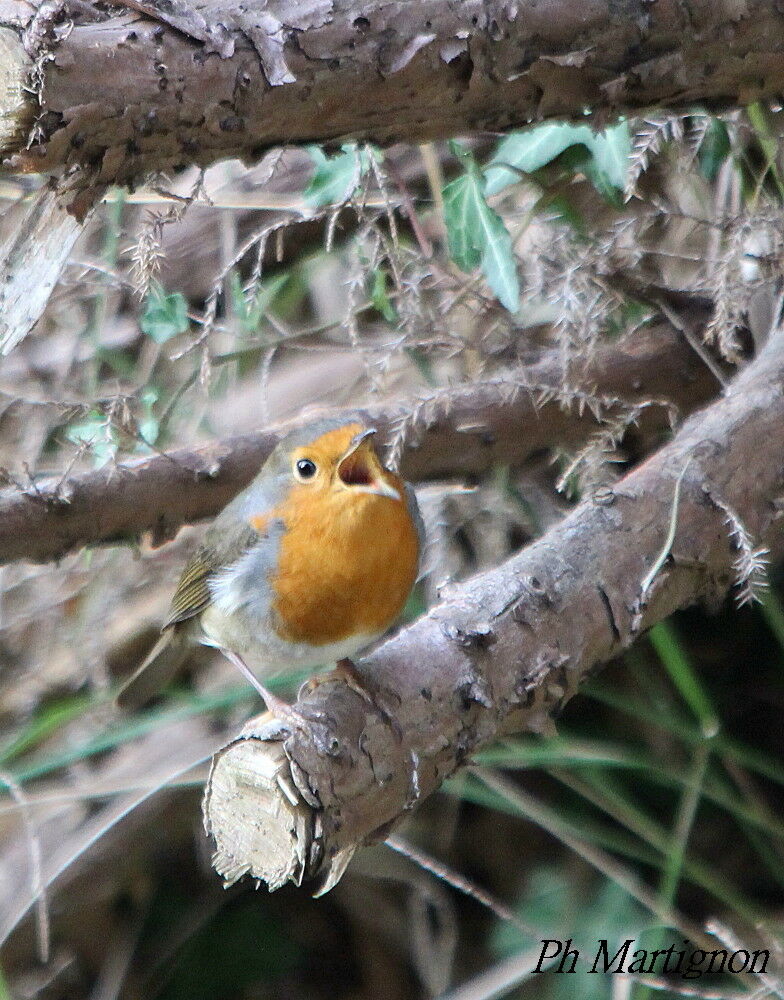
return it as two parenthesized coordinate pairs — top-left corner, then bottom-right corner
(117, 419), (424, 726)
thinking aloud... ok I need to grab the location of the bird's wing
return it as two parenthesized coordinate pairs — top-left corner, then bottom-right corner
(163, 519), (262, 629)
(403, 481), (427, 576)
(164, 547), (216, 627)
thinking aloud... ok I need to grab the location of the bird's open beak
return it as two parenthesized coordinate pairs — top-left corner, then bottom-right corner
(337, 428), (401, 500)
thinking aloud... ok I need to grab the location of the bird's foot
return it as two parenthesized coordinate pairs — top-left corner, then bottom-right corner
(256, 683), (314, 735)
(305, 658), (402, 740)
(305, 658), (374, 705)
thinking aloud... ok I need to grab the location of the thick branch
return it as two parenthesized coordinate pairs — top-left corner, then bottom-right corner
(0, 320), (718, 565)
(3, 1), (784, 183)
(204, 327), (784, 894)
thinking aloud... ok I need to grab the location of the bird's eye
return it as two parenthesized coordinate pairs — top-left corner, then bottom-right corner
(295, 458), (318, 480)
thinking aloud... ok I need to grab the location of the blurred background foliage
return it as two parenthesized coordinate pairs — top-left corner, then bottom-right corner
(2, 102), (784, 999)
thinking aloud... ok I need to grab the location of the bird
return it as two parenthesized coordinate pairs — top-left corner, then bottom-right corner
(117, 418), (424, 728)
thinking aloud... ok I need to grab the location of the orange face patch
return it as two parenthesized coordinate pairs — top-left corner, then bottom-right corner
(248, 425), (367, 535)
(290, 424), (366, 482)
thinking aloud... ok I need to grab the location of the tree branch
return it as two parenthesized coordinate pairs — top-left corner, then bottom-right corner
(4, 1), (784, 185)
(0, 318), (718, 565)
(204, 325), (784, 895)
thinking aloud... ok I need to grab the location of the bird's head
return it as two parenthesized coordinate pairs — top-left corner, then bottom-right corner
(240, 419), (407, 537)
(286, 422), (401, 503)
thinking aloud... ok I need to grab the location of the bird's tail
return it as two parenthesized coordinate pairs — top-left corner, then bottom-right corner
(116, 628), (190, 710)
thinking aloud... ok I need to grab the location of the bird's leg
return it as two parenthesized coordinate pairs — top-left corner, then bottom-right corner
(219, 646), (312, 734)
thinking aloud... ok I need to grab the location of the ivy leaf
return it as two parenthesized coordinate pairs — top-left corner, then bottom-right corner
(304, 144), (370, 207)
(140, 282), (189, 344)
(698, 118), (731, 182)
(442, 143), (520, 313)
(229, 271), (290, 335)
(588, 121), (631, 192)
(65, 413), (118, 468)
(561, 145), (625, 209)
(484, 120), (630, 201)
(137, 386), (160, 450)
(484, 123), (590, 194)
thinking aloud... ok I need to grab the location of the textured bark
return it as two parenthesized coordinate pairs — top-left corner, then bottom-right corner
(3, 1), (784, 185)
(0, 319), (719, 565)
(0, 26), (28, 150)
(204, 325), (784, 895)
(0, 181), (91, 354)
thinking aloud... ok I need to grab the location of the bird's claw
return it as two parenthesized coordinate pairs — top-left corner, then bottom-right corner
(320, 658), (403, 741)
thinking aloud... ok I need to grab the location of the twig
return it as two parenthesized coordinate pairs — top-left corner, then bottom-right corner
(640, 459), (692, 600)
(653, 296), (729, 390)
(385, 833), (533, 934)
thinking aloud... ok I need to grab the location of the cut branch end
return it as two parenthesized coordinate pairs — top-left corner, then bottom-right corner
(205, 736), (313, 892)
(0, 29), (32, 155)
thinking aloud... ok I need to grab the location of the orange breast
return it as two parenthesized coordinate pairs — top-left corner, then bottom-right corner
(268, 479), (419, 647)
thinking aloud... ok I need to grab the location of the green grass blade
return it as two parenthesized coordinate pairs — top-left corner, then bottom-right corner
(648, 621), (719, 737)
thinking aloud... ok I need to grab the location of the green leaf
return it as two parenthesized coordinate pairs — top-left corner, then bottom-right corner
(229, 271), (290, 335)
(698, 117), (731, 182)
(370, 267), (397, 322)
(442, 145), (520, 312)
(65, 412), (118, 467)
(747, 101), (784, 200)
(484, 120), (630, 200)
(140, 282), (189, 344)
(589, 120), (632, 191)
(485, 123), (591, 194)
(579, 153), (626, 208)
(304, 144), (370, 206)
(137, 386), (160, 449)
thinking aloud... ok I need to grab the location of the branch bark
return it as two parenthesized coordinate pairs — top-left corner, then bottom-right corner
(3, 1), (784, 185)
(203, 326), (784, 895)
(0, 319), (718, 565)
(0, 181), (90, 354)
(0, 26), (28, 151)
